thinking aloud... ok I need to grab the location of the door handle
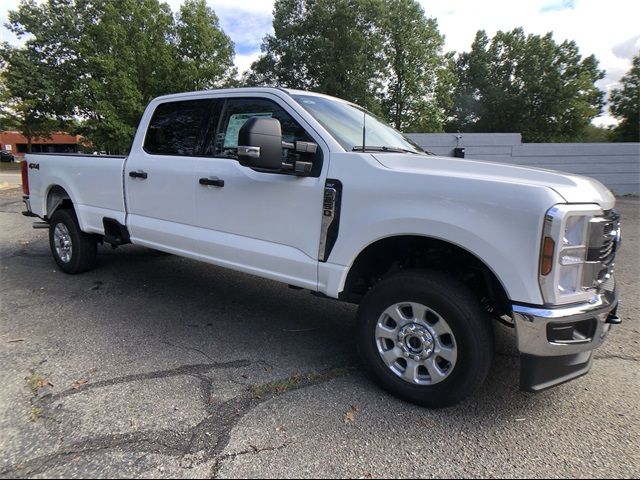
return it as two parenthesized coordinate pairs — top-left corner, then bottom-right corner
(199, 177), (224, 187)
(129, 170), (148, 179)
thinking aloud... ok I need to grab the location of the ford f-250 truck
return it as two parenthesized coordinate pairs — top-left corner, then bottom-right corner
(21, 87), (622, 407)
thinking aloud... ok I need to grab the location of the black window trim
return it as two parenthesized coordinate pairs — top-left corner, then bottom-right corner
(141, 93), (326, 178)
(142, 98), (221, 158)
(208, 95), (325, 177)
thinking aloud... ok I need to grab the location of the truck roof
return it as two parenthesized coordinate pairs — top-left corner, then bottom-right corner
(152, 86), (345, 103)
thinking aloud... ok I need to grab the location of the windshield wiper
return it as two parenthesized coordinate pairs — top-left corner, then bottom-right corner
(352, 146), (422, 154)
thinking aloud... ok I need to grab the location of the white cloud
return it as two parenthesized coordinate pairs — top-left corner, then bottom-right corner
(235, 51), (262, 74)
(613, 35), (640, 60)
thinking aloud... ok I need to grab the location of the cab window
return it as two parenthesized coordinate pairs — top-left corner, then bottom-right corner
(212, 98), (313, 159)
(144, 99), (213, 156)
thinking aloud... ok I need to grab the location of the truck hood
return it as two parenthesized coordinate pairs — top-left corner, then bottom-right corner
(372, 153), (616, 210)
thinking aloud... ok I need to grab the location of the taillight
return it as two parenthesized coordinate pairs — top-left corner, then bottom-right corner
(21, 160), (29, 196)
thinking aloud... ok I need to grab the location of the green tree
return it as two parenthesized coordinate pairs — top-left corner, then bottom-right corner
(577, 124), (612, 143)
(4, 0), (237, 154)
(447, 29), (605, 142)
(0, 47), (64, 152)
(245, 0), (386, 112)
(175, 0), (237, 91)
(72, 0), (179, 153)
(378, 0), (450, 132)
(609, 53), (639, 142)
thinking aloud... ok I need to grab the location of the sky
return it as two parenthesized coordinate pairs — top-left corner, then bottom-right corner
(1, 0), (639, 126)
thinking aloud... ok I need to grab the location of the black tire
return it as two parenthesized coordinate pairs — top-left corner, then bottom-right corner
(49, 208), (97, 274)
(356, 269), (494, 408)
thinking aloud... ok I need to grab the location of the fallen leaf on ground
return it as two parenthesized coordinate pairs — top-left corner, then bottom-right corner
(72, 379), (88, 390)
(344, 405), (359, 423)
(7, 339), (25, 343)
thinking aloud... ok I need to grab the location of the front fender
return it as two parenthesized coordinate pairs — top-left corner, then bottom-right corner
(323, 153), (567, 304)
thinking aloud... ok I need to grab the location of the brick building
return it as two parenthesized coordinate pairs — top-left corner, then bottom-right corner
(0, 131), (83, 158)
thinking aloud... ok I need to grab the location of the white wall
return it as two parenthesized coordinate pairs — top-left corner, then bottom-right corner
(407, 133), (640, 196)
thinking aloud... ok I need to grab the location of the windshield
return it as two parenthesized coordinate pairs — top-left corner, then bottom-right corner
(291, 94), (424, 154)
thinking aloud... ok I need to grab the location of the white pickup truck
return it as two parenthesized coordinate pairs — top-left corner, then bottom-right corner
(21, 87), (622, 407)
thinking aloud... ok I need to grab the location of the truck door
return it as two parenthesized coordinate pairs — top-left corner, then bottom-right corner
(125, 98), (218, 250)
(193, 95), (328, 290)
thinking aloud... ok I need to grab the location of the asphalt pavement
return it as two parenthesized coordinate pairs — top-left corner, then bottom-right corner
(0, 172), (21, 189)
(0, 186), (638, 478)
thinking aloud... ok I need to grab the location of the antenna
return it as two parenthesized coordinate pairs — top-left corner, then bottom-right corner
(362, 108), (366, 151)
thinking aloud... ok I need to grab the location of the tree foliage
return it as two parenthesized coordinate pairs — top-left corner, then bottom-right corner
(2, 1), (622, 146)
(2, 0), (235, 154)
(176, 0), (237, 91)
(246, 0), (452, 129)
(246, 0), (386, 112)
(609, 53), (640, 142)
(378, 0), (452, 132)
(447, 29), (605, 142)
(0, 48), (66, 150)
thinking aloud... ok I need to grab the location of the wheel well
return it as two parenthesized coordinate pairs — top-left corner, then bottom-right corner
(341, 236), (510, 316)
(46, 185), (73, 219)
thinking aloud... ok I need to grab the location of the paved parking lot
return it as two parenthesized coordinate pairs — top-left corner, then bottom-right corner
(0, 186), (638, 478)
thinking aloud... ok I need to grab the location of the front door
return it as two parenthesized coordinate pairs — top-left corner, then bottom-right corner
(193, 95), (328, 290)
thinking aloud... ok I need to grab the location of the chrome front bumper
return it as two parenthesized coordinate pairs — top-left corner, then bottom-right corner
(512, 281), (619, 392)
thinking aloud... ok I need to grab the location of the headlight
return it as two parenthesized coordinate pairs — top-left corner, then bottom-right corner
(539, 204), (603, 305)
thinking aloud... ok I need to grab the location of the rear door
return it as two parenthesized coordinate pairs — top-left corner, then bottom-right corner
(125, 97), (218, 250)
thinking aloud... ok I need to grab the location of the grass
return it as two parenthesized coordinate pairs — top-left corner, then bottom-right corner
(30, 406), (44, 422)
(25, 371), (52, 423)
(25, 372), (49, 393)
(249, 366), (354, 398)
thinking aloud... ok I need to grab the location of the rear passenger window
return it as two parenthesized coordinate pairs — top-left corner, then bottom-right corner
(144, 100), (212, 156)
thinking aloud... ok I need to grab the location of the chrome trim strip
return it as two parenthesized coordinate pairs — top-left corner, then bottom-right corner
(237, 146), (260, 158)
(318, 184), (337, 261)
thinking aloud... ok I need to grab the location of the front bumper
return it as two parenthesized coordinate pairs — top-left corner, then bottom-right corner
(512, 280), (619, 392)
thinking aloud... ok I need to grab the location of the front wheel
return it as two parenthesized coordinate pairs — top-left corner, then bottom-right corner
(49, 208), (97, 274)
(356, 270), (494, 408)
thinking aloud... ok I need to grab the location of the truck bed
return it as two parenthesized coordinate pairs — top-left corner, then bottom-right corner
(26, 153), (128, 235)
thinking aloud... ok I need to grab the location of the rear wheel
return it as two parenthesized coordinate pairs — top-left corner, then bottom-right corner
(356, 270), (494, 408)
(49, 208), (97, 274)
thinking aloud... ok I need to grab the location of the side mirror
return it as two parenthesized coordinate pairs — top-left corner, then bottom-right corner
(237, 117), (283, 170)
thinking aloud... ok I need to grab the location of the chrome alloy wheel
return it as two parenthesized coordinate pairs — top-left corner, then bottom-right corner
(375, 302), (458, 386)
(53, 223), (73, 263)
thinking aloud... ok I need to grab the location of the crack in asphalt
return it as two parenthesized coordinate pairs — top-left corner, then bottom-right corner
(0, 429), (189, 478)
(0, 246), (50, 260)
(210, 443), (288, 478)
(48, 361), (253, 402)
(0, 363), (355, 478)
(162, 340), (217, 363)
